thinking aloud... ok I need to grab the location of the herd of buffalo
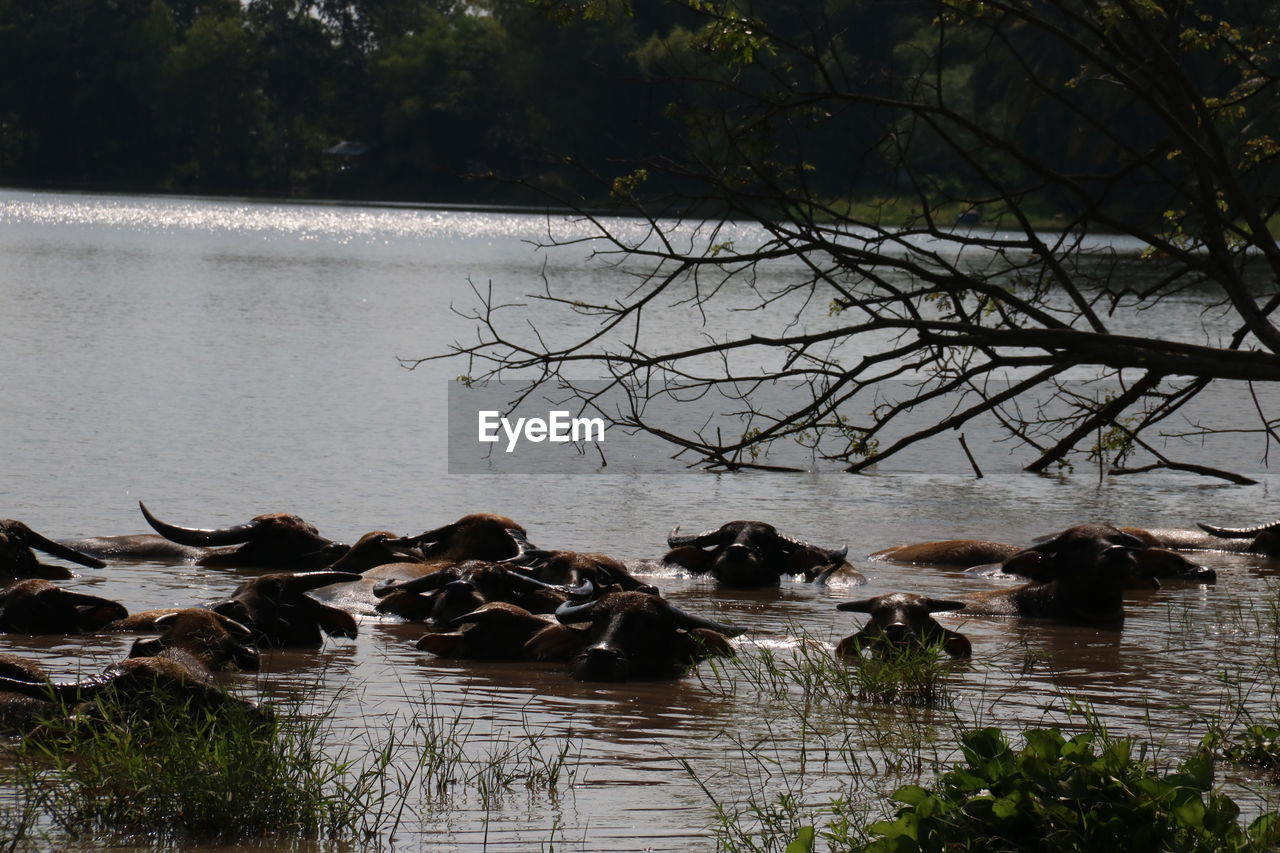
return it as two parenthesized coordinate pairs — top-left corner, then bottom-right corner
(0, 504), (1278, 735)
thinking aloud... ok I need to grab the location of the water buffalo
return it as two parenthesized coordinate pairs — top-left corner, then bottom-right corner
(664, 521), (862, 587)
(548, 586), (744, 681)
(372, 562), (573, 624)
(107, 608), (261, 671)
(836, 593), (971, 659)
(209, 571), (361, 647)
(0, 653), (59, 732)
(875, 523), (1215, 584)
(404, 512), (529, 564)
(509, 543), (658, 593)
(954, 531), (1141, 624)
(357, 513), (529, 588)
(325, 530), (425, 573)
(415, 602), (559, 660)
(0, 651), (265, 729)
(0, 579), (128, 633)
(1, 519), (107, 579)
(63, 502), (349, 570)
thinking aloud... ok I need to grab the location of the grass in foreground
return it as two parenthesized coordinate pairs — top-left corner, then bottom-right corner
(2, 688), (393, 846)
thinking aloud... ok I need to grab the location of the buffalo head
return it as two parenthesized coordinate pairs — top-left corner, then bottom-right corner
(122, 608), (261, 671)
(1004, 523), (1215, 585)
(508, 543), (658, 593)
(326, 530), (424, 573)
(403, 513), (528, 563)
(551, 586), (743, 681)
(0, 579), (127, 634)
(140, 502), (349, 570)
(836, 593), (970, 659)
(0, 653), (59, 734)
(664, 521), (857, 587)
(373, 563), (571, 624)
(960, 532), (1141, 624)
(415, 602), (557, 660)
(210, 571), (361, 647)
(0, 651), (266, 730)
(0, 520), (106, 579)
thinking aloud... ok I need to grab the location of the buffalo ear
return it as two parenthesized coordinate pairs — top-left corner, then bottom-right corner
(416, 632), (464, 656)
(784, 548), (833, 576)
(129, 637), (164, 658)
(686, 627), (736, 658)
(305, 600), (358, 639)
(212, 600), (253, 626)
(524, 624), (585, 661)
(75, 601), (130, 631)
(1000, 549), (1048, 580)
(375, 590), (437, 621)
(662, 546), (713, 573)
(836, 598), (874, 613)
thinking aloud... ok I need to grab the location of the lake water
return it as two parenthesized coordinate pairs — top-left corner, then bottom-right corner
(2, 188), (1279, 850)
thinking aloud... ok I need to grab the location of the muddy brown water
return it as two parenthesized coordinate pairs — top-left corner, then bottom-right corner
(2, 189), (1279, 850)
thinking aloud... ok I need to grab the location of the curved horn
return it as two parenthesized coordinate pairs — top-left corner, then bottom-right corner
(1198, 520), (1280, 538)
(140, 502), (260, 547)
(663, 600), (745, 637)
(924, 598), (967, 613)
(666, 526), (727, 548)
(20, 525), (107, 569)
(504, 528), (538, 559)
(283, 571), (362, 592)
(777, 533), (846, 562)
(554, 582), (601, 624)
(372, 570), (456, 598)
(152, 610), (254, 638)
(0, 674), (98, 703)
(500, 547), (554, 567)
(407, 520), (458, 550)
(498, 568), (570, 593)
(836, 598), (874, 613)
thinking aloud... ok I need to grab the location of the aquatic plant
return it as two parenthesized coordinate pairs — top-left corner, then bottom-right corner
(846, 726), (1280, 853)
(2, 687), (399, 845)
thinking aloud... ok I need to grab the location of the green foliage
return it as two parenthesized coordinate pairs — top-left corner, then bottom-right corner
(1219, 722), (1280, 778)
(3, 689), (391, 844)
(861, 727), (1280, 852)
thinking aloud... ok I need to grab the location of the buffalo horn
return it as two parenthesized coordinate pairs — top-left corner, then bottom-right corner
(284, 571), (362, 592)
(497, 568), (574, 594)
(406, 520), (458, 552)
(0, 673), (100, 703)
(836, 598), (874, 613)
(140, 502), (261, 546)
(554, 585), (601, 624)
(372, 570), (456, 598)
(925, 598), (967, 613)
(153, 610), (253, 638)
(20, 525), (107, 569)
(664, 600), (745, 637)
(1197, 520), (1280, 538)
(666, 526), (726, 548)
(501, 528), (540, 562)
(778, 533), (845, 562)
